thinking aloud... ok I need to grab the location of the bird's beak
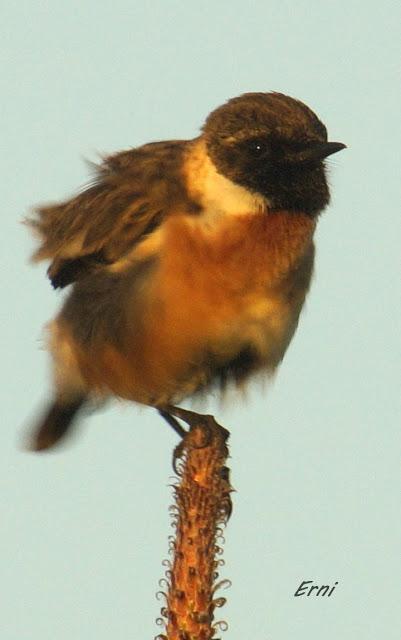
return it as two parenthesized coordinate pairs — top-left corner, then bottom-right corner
(297, 141), (347, 163)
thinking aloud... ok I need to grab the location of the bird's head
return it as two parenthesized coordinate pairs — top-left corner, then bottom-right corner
(202, 92), (346, 216)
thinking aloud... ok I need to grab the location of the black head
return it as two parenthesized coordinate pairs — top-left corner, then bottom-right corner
(203, 92), (345, 216)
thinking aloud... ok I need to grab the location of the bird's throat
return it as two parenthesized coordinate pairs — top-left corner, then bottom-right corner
(162, 210), (316, 293)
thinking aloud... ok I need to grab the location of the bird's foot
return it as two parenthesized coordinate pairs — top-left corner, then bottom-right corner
(164, 405), (218, 448)
(158, 405), (230, 475)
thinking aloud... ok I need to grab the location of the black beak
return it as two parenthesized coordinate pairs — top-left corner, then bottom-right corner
(296, 141), (347, 164)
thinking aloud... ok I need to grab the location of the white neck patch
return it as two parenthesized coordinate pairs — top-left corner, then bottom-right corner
(185, 140), (268, 220)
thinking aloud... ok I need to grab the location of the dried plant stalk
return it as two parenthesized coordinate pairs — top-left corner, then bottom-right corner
(158, 415), (232, 640)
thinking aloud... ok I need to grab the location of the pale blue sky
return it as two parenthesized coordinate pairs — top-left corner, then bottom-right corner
(1, 2), (400, 639)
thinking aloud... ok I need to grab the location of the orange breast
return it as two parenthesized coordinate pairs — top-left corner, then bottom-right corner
(73, 211), (315, 404)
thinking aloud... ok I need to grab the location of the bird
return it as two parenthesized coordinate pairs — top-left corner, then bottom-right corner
(26, 91), (345, 451)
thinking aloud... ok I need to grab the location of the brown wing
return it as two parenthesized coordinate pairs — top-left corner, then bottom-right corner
(27, 140), (192, 288)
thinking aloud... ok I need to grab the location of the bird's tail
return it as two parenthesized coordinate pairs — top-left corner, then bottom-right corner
(29, 395), (86, 451)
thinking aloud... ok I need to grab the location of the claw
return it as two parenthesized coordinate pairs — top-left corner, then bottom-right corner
(158, 409), (187, 439)
(164, 406), (227, 450)
(164, 405), (211, 429)
(172, 440), (186, 475)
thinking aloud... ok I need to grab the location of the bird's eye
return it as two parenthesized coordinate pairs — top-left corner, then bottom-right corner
(247, 139), (270, 157)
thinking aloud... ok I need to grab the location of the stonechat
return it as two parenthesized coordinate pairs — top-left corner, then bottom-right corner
(26, 92), (345, 450)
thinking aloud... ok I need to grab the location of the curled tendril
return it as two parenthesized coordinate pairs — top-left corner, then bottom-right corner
(155, 617), (165, 627)
(169, 504), (180, 514)
(172, 453), (184, 476)
(161, 559), (172, 569)
(214, 558), (225, 568)
(213, 620), (229, 632)
(212, 597), (227, 608)
(154, 634), (167, 640)
(167, 474), (180, 483)
(213, 579), (232, 594)
(159, 579), (169, 591)
(155, 590), (167, 602)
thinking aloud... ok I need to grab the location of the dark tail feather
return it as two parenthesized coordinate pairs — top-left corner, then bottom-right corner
(30, 396), (86, 451)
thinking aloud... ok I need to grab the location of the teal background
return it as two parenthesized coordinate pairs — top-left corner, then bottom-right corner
(2, 2), (400, 638)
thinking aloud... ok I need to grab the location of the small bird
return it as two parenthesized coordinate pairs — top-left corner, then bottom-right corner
(26, 92), (345, 451)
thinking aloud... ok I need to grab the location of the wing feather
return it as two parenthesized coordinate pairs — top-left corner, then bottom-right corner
(27, 140), (191, 287)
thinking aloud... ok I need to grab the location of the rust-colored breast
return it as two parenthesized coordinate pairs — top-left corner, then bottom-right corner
(65, 210), (315, 405)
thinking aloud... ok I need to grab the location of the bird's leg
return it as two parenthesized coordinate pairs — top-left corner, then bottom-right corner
(159, 405), (230, 475)
(158, 408), (187, 438)
(157, 408), (189, 475)
(163, 405), (222, 449)
(163, 405), (209, 427)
